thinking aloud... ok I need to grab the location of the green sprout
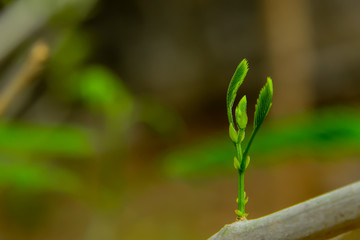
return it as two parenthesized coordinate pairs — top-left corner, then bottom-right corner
(227, 59), (273, 219)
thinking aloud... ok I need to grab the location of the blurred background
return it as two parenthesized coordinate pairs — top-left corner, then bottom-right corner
(0, 0), (359, 239)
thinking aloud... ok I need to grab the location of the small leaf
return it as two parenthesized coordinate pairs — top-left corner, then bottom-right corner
(0, 122), (92, 157)
(233, 156), (241, 170)
(226, 59), (249, 125)
(235, 209), (243, 217)
(235, 209), (248, 219)
(245, 155), (250, 169)
(235, 96), (248, 130)
(254, 77), (273, 129)
(229, 124), (238, 143)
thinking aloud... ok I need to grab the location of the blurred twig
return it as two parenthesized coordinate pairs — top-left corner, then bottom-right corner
(209, 181), (360, 240)
(0, 40), (49, 116)
(0, 0), (95, 63)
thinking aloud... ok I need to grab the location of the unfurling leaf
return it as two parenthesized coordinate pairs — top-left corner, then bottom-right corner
(235, 95), (248, 130)
(226, 59), (249, 125)
(254, 77), (273, 129)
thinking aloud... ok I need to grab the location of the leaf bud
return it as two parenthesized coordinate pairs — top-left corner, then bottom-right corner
(235, 96), (248, 130)
(245, 156), (250, 169)
(229, 124), (238, 143)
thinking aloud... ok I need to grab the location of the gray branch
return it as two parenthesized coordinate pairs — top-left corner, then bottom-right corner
(0, 0), (95, 63)
(209, 181), (360, 240)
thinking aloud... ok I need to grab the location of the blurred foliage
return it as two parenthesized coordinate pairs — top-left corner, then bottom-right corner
(0, 122), (92, 156)
(137, 96), (185, 138)
(47, 31), (135, 135)
(0, 32), (135, 207)
(0, 61), (136, 232)
(0, 158), (81, 193)
(0, 0), (158, 237)
(47, 31), (92, 82)
(251, 107), (360, 156)
(70, 65), (133, 120)
(0, 26), (182, 214)
(162, 107), (360, 178)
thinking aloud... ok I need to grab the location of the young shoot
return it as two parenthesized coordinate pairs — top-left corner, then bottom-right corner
(226, 59), (273, 220)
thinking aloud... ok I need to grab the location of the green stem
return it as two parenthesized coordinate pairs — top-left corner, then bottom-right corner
(235, 142), (242, 163)
(238, 170), (245, 214)
(241, 127), (259, 170)
(235, 138), (245, 216)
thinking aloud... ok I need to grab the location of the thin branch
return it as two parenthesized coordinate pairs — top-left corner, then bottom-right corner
(0, 0), (95, 63)
(0, 40), (49, 117)
(209, 181), (360, 240)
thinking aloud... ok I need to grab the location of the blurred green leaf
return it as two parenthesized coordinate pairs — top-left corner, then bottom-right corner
(0, 122), (92, 156)
(70, 65), (133, 118)
(252, 107), (360, 155)
(162, 135), (232, 178)
(0, 158), (81, 193)
(162, 107), (360, 178)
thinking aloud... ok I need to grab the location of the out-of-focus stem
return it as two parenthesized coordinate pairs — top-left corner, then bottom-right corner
(0, 40), (49, 116)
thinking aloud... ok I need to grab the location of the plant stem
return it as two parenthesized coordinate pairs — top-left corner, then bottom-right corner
(235, 140), (245, 216)
(238, 170), (245, 214)
(242, 127), (259, 168)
